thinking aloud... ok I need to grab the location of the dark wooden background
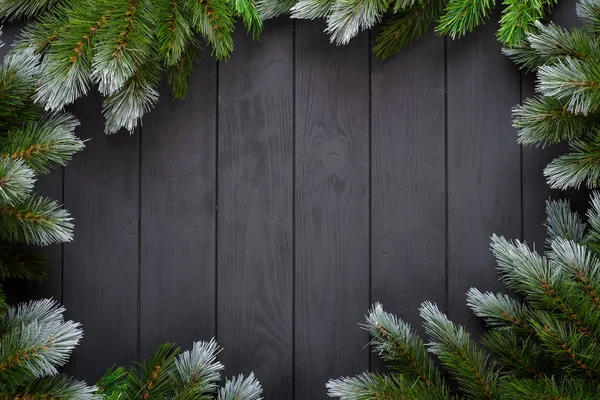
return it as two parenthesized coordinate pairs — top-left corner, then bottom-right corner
(7, 0), (585, 398)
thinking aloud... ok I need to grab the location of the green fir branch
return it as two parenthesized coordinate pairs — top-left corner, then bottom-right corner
(436, 0), (496, 40)
(0, 374), (97, 400)
(545, 198), (587, 247)
(544, 137), (600, 189)
(0, 242), (48, 281)
(217, 373), (263, 400)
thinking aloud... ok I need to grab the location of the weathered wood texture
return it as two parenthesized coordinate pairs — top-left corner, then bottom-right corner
(12, 1), (582, 397)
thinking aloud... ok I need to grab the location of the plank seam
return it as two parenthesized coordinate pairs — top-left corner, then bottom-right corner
(215, 59), (220, 343)
(444, 35), (449, 315)
(292, 18), (297, 400)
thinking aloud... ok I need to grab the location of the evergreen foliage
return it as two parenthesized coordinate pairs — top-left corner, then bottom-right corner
(96, 340), (263, 400)
(0, 0), (262, 134)
(328, 193), (600, 399)
(0, 298), (96, 399)
(0, 33), (84, 307)
(258, 0), (556, 60)
(506, 1), (600, 190)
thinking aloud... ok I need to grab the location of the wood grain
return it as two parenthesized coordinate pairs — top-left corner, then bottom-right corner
(295, 21), (370, 399)
(139, 57), (217, 360)
(447, 12), (521, 332)
(371, 31), (446, 335)
(63, 92), (140, 382)
(217, 18), (294, 399)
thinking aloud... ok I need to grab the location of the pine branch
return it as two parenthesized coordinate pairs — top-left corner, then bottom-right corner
(218, 373), (263, 400)
(436, 0), (495, 40)
(529, 311), (600, 381)
(0, 0), (67, 21)
(467, 288), (534, 334)
(481, 330), (550, 377)
(545, 199), (587, 247)
(33, 3), (111, 111)
(497, 0), (555, 48)
(123, 342), (180, 398)
(577, 0), (600, 35)
(0, 311), (82, 386)
(172, 339), (223, 397)
(324, 0), (390, 45)
(421, 301), (499, 399)
(233, 0), (263, 39)
(1, 112), (84, 175)
(102, 57), (161, 134)
(186, 0), (235, 60)
(156, 0), (195, 67)
(258, 0), (297, 19)
(1, 299), (65, 332)
(544, 137), (600, 189)
(362, 303), (446, 391)
(327, 372), (449, 400)
(0, 195), (73, 246)
(374, 0), (446, 60)
(92, 0), (155, 96)
(537, 57), (600, 115)
(0, 158), (35, 206)
(586, 191), (600, 254)
(0, 374), (97, 400)
(500, 376), (600, 399)
(165, 34), (201, 100)
(0, 242), (48, 281)
(513, 96), (600, 147)
(290, 0), (335, 19)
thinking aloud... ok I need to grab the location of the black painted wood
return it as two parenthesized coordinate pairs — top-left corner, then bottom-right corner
(370, 30), (446, 334)
(139, 58), (218, 360)
(295, 21), (370, 400)
(217, 18), (294, 399)
(446, 12), (521, 332)
(63, 92), (140, 382)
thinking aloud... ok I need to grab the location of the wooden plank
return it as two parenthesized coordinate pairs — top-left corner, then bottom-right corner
(447, 13), (521, 332)
(370, 31), (446, 334)
(63, 92), (139, 382)
(217, 18), (294, 399)
(295, 21), (370, 399)
(522, 0), (587, 248)
(139, 58), (217, 360)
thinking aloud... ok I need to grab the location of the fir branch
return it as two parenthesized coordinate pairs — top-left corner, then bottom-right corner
(421, 301), (499, 399)
(513, 96), (600, 147)
(545, 198), (587, 247)
(362, 303), (445, 390)
(1, 112), (83, 175)
(233, 0), (263, 39)
(503, 41), (543, 72)
(125, 342), (180, 399)
(0, 195), (73, 246)
(436, 0), (495, 40)
(544, 137), (600, 189)
(0, 242), (48, 281)
(0, 158), (35, 206)
(374, 0), (446, 60)
(217, 373), (263, 400)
